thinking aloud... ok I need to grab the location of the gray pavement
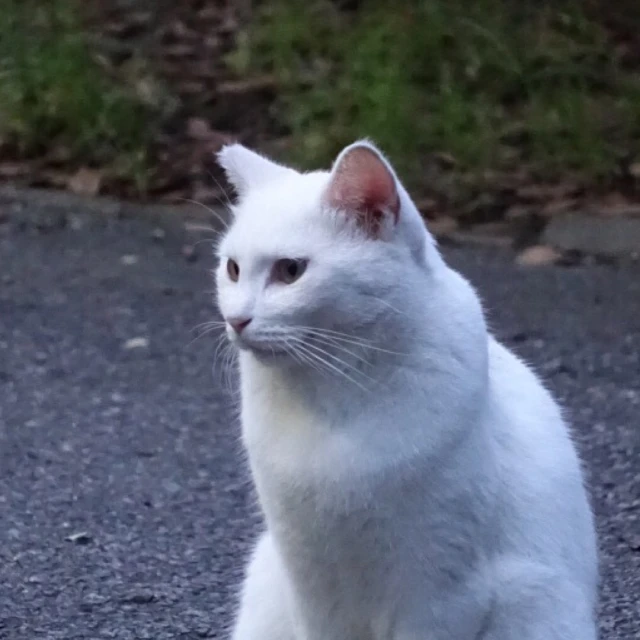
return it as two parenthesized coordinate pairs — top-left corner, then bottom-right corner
(0, 212), (639, 639)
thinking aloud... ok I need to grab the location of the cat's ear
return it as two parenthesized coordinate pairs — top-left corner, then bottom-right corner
(325, 141), (400, 236)
(217, 144), (295, 198)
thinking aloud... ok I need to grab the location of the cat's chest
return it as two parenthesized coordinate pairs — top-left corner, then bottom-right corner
(240, 364), (373, 481)
(242, 389), (361, 487)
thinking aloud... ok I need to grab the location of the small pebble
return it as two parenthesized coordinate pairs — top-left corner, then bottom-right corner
(123, 337), (149, 350)
(151, 227), (166, 241)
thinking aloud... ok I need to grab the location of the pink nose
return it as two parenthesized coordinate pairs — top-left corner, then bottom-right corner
(228, 317), (252, 334)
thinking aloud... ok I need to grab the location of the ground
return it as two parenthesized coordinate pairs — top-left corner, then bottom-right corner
(0, 208), (639, 639)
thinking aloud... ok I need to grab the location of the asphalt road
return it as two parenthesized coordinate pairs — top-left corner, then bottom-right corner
(1, 211), (639, 640)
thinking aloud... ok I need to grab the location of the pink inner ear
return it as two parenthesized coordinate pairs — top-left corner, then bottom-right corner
(326, 146), (400, 233)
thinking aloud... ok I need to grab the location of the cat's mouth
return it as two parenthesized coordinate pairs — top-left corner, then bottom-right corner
(233, 337), (290, 360)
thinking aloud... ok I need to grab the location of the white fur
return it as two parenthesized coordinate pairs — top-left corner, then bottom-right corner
(215, 141), (598, 640)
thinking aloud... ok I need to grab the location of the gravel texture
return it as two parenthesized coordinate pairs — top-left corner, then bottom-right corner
(0, 213), (639, 639)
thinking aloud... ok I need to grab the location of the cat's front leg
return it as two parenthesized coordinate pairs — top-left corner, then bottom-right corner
(479, 558), (597, 640)
(231, 532), (296, 640)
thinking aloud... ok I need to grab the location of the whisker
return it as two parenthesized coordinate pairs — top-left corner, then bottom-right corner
(184, 223), (221, 236)
(192, 320), (227, 332)
(284, 339), (315, 371)
(294, 325), (373, 343)
(306, 334), (371, 366)
(302, 327), (407, 356)
(221, 342), (238, 395)
(293, 337), (374, 383)
(187, 323), (226, 348)
(372, 296), (408, 318)
(289, 342), (334, 379)
(291, 341), (370, 392)
(178, 197), (230, 231)
(205, 170), (235, 210)
(212, 332), (229, 365)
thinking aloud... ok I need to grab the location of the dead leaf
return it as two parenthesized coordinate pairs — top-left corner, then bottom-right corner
(40, 170), (71, 188)
(516, 183), (579, 202)
(119, 590), (156, 605)
(68, 168), (102, 196)
(66, 531), (92, 545)
(216, 75), (277, 95)
(135, 75), (167, 108)
(187, 117), (215, 140)
(541, 198), (578, 217)
(431, 152), (456, 169)
(516, 245), (561, 267)
(427, 216), (458, 237)
(599, 191), (629, 208)
(190, 184), (226, 204)
(470, 221), (512, 237)
(599, 204), (640, 217)
(414, 198), (438, 213)
(505, 205), (532, 220)
(629, 162), (640, 179)
(0, 162), (30, 178)
(165, 44), (195, 58)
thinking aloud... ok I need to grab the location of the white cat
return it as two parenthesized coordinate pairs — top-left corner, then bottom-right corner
(214, 141), (598, 640)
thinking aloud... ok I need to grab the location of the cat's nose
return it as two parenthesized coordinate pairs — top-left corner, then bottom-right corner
(228, 316), (252, 334)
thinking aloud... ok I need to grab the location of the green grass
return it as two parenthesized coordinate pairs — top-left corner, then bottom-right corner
(0, 0), (153, 188)
(229, 0), (640, 192)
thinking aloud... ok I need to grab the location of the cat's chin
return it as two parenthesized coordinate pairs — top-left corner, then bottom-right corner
(236, 341), (290, 364)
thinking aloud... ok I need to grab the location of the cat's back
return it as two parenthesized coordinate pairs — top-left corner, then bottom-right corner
(486, 337), (598, 596)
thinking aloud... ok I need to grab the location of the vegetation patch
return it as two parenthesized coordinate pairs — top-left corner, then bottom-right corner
(0, 0), (154, 190)
(231, 0), (640, 196)
(0, 0), (639, 222)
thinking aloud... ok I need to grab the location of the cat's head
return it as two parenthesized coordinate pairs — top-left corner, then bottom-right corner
(214, 141), (443, 365)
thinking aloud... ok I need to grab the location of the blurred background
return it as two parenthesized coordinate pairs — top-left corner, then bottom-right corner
(1, 0), (640, 252)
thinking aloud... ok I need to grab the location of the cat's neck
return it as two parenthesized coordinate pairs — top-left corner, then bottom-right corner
(240, 341), (419, 416)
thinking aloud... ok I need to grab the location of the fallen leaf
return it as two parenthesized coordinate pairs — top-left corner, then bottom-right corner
(119, 590), (156, 605)
(187, 117), (215, 140)
(541, 199), (578, 217)
(190, 184), (226, 204)
(216, 75), (277, 94)
(414, 198), (438, 213)
(68, 168), (102, 196)
(431, 151), (456, 169)
(66, 531), (92, 545)
(629, 163), (640, 179)
(599, 191), (629, 208)
(516, 183), (580, 202)
(516, 245), (561, 267)
(599, 204), (640, 217)
(123, 337), (149, 350)
(469, 221), (511, 237)
(427, 216), (458, 237)
(505, 205), (532, 220)
(165, 44), (195, 58)
(0, 162), (30, 178)
(39, 170), (71, 188)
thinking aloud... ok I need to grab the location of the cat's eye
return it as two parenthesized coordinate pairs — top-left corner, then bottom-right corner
(273, 258), (308, 284)
(226, 258), (240, 282)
